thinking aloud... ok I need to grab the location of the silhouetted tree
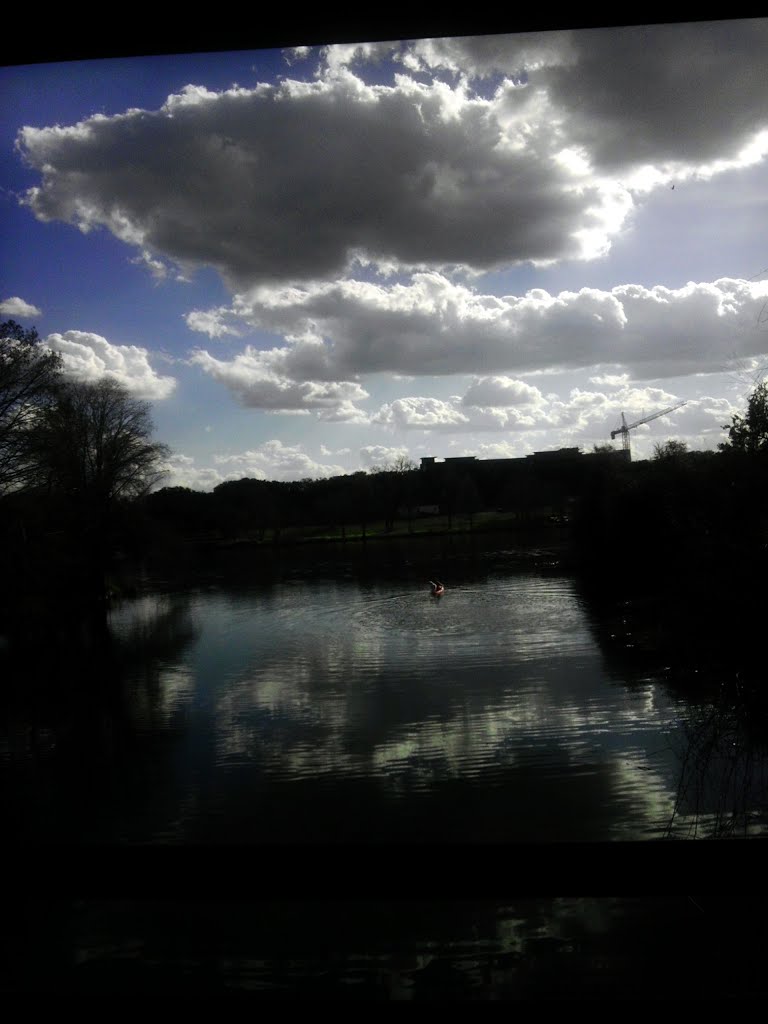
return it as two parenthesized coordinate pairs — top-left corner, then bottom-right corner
(349, 471), (373, 540)
(314, 476), (351, 540)
(27, 378), (171, 602)
(144, 486), (215, 537)
(370, 457), (416, 532)
(30, 378), (170, 502)
(0, 320), (62, 493)
(720, 381), (768, 453)
(390, 456), (418, 532)
(653, 439), (689, 460)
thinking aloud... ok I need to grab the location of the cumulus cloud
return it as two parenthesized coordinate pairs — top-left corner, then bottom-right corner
(159, 453), (226, 491)
(319, 41), (399, 77)
(185, 308), (242, 338)
(161, 389), (736, 484)
(45, 330), (176, 399)
(284, 46), (312, 65)
(374, 397), (470, 430)
(463, 439), (538, 460)
(199, 275), (768, 381)
(160, 443), (352, 487)
(19, 22), (766, 290)
(372, 382), (738, 459)
(540, 21), (768, 175)
(401, 22), (768, 171)
(373, 394), (536, 433)
(320, 444), (351, 456)
(359, 444), (412, 470)
(17, 73), (609, 285)
(189, 346), (369, 417)
(588, 372), (630, 388)
(396, 31), (576, 80)
(0, 297), (41, 318)
(373, 380), (717, 439)
(462, 376), (543, 407)
(214, 440), (347, 481)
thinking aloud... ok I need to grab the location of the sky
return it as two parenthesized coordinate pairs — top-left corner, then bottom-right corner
(3, 17), (768, 489)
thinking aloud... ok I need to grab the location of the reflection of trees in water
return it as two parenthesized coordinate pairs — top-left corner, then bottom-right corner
(110, 595), (199, 730)
(665, 680), (768, 838)
(111, 594), (196, 666)
(571, 576), (671, 689)
(566, 574), (768, 841)
(2, 594), (200, 842)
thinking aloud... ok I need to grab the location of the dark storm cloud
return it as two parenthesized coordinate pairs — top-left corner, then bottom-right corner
(16, 20), (768, 290)
(17, 74), (612, 288)
(409, 20), (768, 171)
(545, 20), (768, 171)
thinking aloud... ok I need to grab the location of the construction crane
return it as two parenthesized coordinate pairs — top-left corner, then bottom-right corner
(610, 401), (687, 459)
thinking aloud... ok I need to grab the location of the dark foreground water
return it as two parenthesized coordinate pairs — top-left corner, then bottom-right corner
(7, 895), (767, 998)
(4, 542), (768, 994)
(3, 545), (768, 845)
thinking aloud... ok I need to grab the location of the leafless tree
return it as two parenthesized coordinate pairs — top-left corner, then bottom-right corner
(0, 320), (62, 494)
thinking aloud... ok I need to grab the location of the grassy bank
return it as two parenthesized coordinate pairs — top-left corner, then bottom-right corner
(196, 509), (570, 549)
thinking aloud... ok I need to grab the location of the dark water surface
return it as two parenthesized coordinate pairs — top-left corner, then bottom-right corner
(10, 895), (764, 998)
(5, 542), (768, 995)
(5, 542), (766, 845)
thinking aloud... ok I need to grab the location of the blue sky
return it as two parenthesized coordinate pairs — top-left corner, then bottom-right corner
(3, 19), (768, 489)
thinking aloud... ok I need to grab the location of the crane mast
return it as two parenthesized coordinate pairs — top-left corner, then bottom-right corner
(610, 401), (686, 459)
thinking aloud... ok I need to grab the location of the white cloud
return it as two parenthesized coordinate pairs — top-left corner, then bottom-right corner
(159, 453), (226, 491)
(284, 46), (312, 65)
(399, 32), (577, 81)
(359, 445), (412, 470)
(160, 442), (352, 487)
(189, 346), (369, 416)
(206, 274), (768, 381)
(130, 249), (169, 280)
(0, 297), (41, 318)
(462, 376), (543, 407)
(315, 401), (370, 424)
(371, 381), (735, 453)
(185, 308), (241, 338)
(374, 397), (471, 430)
(214, 440), (347, 481)
(588, 372), (630, 388)
(45, 330), (176, 399)
(320, 41), (399, 77)
(320, 444), (351, 456)
(464, 439), (538, 460)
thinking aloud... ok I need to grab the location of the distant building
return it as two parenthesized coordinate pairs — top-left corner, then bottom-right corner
(417, 446), (628, 521)
(420, 447), (627, 470)
(527, 447), (581, 460)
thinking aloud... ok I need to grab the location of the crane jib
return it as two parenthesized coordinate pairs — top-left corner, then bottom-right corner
(609, 401), (687, 455)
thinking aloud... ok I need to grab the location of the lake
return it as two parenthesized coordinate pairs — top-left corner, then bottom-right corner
(6, 541), (765, 845)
